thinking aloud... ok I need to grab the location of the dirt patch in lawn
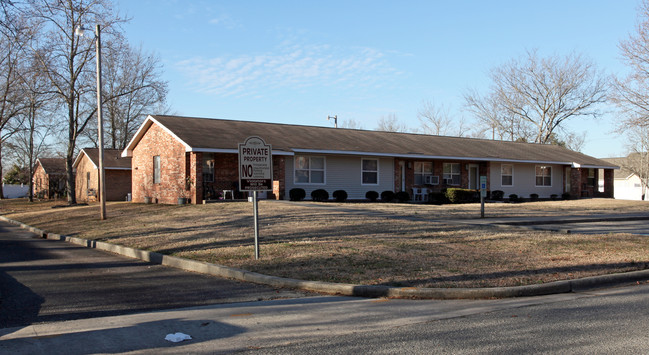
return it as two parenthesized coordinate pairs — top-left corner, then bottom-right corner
(2, 198), (649, 288)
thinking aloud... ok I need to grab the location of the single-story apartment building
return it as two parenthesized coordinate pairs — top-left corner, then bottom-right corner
(32, 158), (67, 199)
(121, 115), (618, 204)
(73, 148), (132, 202)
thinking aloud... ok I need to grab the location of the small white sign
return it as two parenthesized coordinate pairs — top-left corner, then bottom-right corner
(238, 136), (273, 191)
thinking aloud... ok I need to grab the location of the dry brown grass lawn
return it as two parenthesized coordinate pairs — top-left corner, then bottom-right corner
(2, 198), (648, 288)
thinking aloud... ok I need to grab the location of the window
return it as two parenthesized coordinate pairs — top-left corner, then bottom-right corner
(587, 168), (596, 187)
(362, 159), (378, 185)
(414, 162), (433, 185)
(443, 163), (461, 185)
(153, 156), (161, 184)
(86, 172), (91, 188)
(535, 165), (552, 186)
(203, 153), (214, 182)
(295, 156), (325, 184)
(501, 164), (513, 186)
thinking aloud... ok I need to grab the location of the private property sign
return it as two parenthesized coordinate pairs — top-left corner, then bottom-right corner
(238, 136), (272, 191)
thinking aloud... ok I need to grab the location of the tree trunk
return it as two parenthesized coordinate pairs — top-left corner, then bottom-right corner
(0, 144), (4, 200)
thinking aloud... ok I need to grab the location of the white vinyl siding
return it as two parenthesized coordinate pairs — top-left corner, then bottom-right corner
(490, 163), (564, 198)
(285, 155), (394, 200)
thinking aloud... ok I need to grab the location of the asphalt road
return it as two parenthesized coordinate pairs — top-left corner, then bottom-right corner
(0, 220), (308, 329)
(2, 284), (648, 353)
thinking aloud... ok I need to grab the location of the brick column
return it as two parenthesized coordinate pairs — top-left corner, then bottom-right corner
(570, 168), (581, 198)
(272, 156), (286, 200)
(604, 169), (615, 198)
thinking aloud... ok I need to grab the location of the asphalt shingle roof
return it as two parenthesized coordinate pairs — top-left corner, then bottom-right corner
(77, 148), (131, 169)
(36, 158), (66, 175)
(127, 115), (618, 168)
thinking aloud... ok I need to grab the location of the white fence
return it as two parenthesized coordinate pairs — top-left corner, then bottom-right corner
(2, 183), (29, 198)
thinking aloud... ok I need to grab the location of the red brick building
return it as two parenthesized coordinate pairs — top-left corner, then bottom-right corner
(73, 148), (132, 202)
(32, 158), (67, 199)
(122, 115), (618, 204)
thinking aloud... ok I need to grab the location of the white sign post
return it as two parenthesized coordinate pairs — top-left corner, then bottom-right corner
(238, 136), (273, 260)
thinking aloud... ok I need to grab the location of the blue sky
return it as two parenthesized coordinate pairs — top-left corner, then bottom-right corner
(116, 0), (641, 158)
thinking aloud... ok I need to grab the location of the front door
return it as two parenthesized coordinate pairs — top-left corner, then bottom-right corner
(469, 164), (479, 190)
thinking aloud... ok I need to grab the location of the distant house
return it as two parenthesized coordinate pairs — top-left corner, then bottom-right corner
(32, 158), (67, 199)
(602, 156), (649, 200)
(121, 115), (618, 204)
(74, 148), (132, 202)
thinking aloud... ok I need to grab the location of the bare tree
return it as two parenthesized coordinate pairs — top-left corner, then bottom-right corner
(465, 50), (607, 144)
(340, 119), (363, 130)
(464, 89), (534, 141)
(101, 40), (167, 149)
(10, 55), (56, 202)
(376, 113), (408, 133)
(0, 6), (30, 198)
(25, 0), (127, 204)
(613, 0), (649, 131)
(417, 100), (469, 137)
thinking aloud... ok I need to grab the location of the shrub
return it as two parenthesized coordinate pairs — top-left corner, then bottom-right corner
(366, 190), (379, 202)
(289, 188), (306, 201)
(380, 190), (395, 202)
(429, 192), (449, 204)
(530, 193), (539, 201)
(311, 189), (329, 202)
(396, 191), (410, 202)
(445, 188), (479, 203)
(562, 192), (571, 200)
(550, 194), (558, 201)
(332, 190), (348, 202)
(508, 194), (519, 202)
(491, 190), (504, 201)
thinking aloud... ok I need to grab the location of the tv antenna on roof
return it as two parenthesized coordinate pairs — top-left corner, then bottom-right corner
(327, 115), (338, 128)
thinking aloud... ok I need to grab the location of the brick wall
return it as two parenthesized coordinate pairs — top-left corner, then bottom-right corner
(603, 169), (614, 198)
(131, 123), (187, 204)
(76, 155), (132, 202)
(570, 168), (582, 197)
(106, 170), (132, 201)
(32, 164), (49, 198)
(75, 155), (98, 202)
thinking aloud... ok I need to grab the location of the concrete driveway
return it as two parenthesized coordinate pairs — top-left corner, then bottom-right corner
(0, 221), (309, 329)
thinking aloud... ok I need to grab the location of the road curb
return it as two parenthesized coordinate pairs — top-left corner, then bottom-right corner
(3, 215), (649, 300)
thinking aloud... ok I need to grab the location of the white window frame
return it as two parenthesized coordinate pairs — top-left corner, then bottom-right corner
(153, 156), (161, 184)
(443, 163), (461, 186)
(294, 156), (326, 185)
(535, 165), (552, 187)
(501, 164), (513, 187)
(414, 161), (434, 185)
(361, 158), (379, 185)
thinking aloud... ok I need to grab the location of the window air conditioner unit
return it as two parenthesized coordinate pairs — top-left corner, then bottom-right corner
(425, 175), (439, 185)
